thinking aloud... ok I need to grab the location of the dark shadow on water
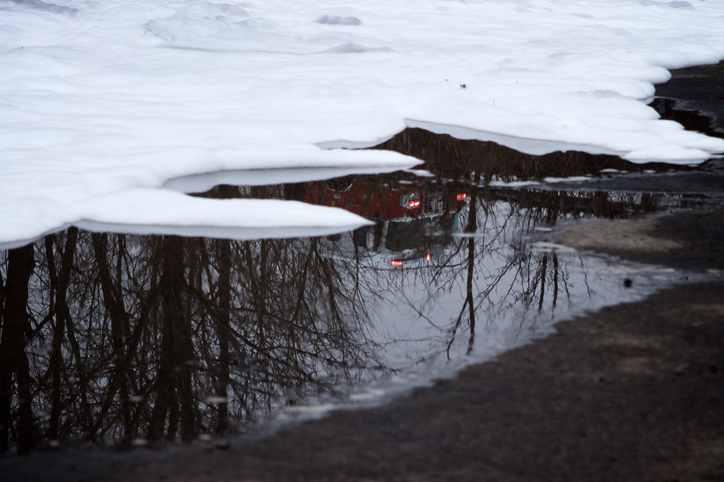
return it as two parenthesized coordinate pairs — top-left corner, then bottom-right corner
(0, 129), (712, 455)
(371, 127), (703, 183)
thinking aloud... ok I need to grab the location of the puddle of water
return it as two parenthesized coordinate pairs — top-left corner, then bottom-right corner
(0, 130), (718, 455)
(651, 97), (723, 140)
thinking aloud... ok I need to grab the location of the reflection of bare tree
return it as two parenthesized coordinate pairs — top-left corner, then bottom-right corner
(148, 236), (196, 443)
(373, 127), (688, 181)
(0, 219), (375, 452)
(0, 244), (35, 454)
(215, 236), (231, 436)
(46, 228), (79, 445)
(441, 194), (572, 358)
(363, 179), (662, 362)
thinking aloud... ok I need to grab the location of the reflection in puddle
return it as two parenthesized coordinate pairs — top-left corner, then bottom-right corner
(0, 130), (714, 455)
(652, 97), (723, 140)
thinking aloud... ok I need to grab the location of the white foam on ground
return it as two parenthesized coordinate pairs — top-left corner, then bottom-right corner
(2, 0), (724, 245)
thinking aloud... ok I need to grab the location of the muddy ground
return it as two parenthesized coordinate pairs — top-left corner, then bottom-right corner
(3, 64), (724, 482)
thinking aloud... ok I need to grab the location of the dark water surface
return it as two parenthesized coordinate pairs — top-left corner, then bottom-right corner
(0, 128), (716, 455)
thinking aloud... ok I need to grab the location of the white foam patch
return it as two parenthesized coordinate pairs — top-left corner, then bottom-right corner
(348, 388), (386, 402)
(284, 403), (336, 415)
(2, 0), (724, 245)
(543, 176), (592, 183)
(488, 180), (541, 188)
(530, 242), (578, 254)
(72, 188), (373, 240)
(164, 165), (412, 194)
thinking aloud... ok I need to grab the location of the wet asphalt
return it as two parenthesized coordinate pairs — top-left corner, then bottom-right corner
(2, 63), (724, 482)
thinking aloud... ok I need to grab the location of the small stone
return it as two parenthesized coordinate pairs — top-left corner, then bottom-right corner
(674, 363), (689, 375)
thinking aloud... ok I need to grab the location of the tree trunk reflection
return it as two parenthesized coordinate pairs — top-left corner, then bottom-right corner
(0, 245), (35, 454)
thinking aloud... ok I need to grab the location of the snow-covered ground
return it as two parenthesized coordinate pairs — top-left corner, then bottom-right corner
(2, 0), (724, 247)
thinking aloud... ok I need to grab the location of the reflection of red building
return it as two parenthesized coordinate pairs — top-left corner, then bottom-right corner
(300, 178), (468, 266)
(302, 178), (466, 222)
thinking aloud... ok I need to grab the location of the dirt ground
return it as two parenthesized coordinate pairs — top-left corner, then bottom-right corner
(557, 206), (724, 273)
(3, 63), (724, 482)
